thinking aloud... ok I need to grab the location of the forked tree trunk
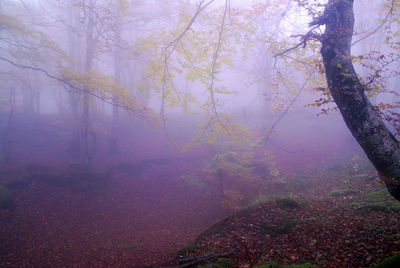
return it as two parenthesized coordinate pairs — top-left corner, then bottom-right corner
(320, 0), (400, 200)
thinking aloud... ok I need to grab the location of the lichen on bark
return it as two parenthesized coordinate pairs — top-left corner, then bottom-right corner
(319, 0), (400, 201)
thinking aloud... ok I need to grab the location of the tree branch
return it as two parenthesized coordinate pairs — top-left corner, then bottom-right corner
(273, 26), (319, 58)
(160, 0), (216, 138)
(352, 0), (395, 46)
(0, 56), (156, 123)
(208, 0), (229, 129)
(363, 55), (400, 88)
(263, 72), (314, 142)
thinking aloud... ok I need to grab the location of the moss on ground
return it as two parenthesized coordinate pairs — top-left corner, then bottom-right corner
(120, 240), (139, 250)
(262, 219), (297, 237)
(5, 177), (30, 189)
(275, 197), (300, 209)
(328, 189), (358, 197)
(372, 254), (400, 268)
(201, 257), (234, 268)
(350, 188), (400, 212)
(2, 164), (110, 194)
(0, 184), (15, 210)
(255, 263), (319, 268)
(178, 244), (198, 257)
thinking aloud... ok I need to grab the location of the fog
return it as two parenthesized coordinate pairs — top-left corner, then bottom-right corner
(1, 0), (399, 267)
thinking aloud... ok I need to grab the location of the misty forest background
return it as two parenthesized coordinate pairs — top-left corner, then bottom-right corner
(0, 0), (400, 267)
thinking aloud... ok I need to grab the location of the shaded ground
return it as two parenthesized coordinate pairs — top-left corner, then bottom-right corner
(0, 160), (228, 267)
(2, 155), (400, 268)
(166, 171), (400, 268)
(1, 114), (399, 267)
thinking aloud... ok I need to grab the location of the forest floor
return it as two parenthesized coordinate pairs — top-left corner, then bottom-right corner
(169, 181), (400, 268)
(1, 156), (400, 268)
(0, 158), (228, 267)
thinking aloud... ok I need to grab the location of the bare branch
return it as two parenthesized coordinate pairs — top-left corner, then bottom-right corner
(208, 0), (229, 129)
(273, 26), (319, 58)
(0, 56), (156, 123)
(263, 71), (315, 142)
(364, 55), (400, 88)
(164, 0), (216, 60)
(352, 0), (395, 46)
(275, 0), (395, 57)
(159, 0), (216, 138)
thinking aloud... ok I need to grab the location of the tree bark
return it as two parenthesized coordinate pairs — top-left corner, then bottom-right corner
(320, 0), (400, 200)
(82, 0), (96, 166)
(109, 6), (122, 154)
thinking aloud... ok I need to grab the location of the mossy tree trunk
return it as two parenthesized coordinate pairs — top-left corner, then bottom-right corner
(319, 0), (400, 201)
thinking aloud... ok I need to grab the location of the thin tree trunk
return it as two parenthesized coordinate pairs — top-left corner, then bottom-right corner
(319, 0), (400, 200)
(217, 168), (225, 201)
(22, 71), (34, 115)
(82, 0), (96, 166)
(109, 9), (122, 154)
(2, 87), (15, 165)
(66, 7), (84, 157)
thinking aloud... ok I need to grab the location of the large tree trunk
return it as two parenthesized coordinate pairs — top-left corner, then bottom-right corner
(320, 0), (400, 200)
